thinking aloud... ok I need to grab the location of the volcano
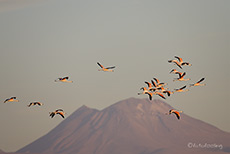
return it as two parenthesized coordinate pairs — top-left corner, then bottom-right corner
(17, 98), (230, 154)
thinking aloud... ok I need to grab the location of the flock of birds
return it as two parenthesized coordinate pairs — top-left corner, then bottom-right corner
(137, 56), (206, 120)
(4, 97), (66, 119)
(3, 58), (205, 120)
(3, 74), (76, 118)
(2, 62), (115, 119)
(3, 73), (78, 118)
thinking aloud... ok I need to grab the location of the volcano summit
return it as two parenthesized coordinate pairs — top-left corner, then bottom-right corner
(17, 98), (230, 154)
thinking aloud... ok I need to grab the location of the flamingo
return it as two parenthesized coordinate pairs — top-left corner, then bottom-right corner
(168, 59), (183, 69)
(174, 85), (189, 93)
(170, 69), (184, 79)
(138, 87), (150, 95)
(138, 87), (154, 100)
(190, 78), (206, 87)
(49, 109), (65, 118)
(4, 97), (19, 103)
(97, 62), (115, 72)
(173, 72), (190, 82)
(151, 79), (157, 87)
(174, 71), (184, 77)
(174, 56), (192, 66)
(170, 69), (180, 74)
(55, 76), (73, 83)
(166, 109), (183, 120)
(28, 102), (43, 107)
(157, 87), (174, 96)
(163, 90), (174, 97)
(145, 91), (154, 100)
(153, 78), (167, 88)
(144, 81), (156, 91)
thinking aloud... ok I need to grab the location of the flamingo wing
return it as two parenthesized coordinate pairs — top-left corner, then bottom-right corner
(56, 109), (64, 112)
(140, 87), (146, 91)
(163, 91), (171, 97)
(175, 71), (183, 77)
(153, 78), (160, 84)
(151, 80), (157, 87)
(145, 81), (152, 88)
(197, 77), (205, 83)
(4, 98), (9, 103)
(50, 112), (55, 118)
(36, 102), (42, 106)
(57, 112), (65, 118)
(181, 72), (186, 78)
(146, 92), (153, 100)
(97, 62), (104, 68)
(174, 61), (183, 69)
(58, 77), (63, 80)
(156, 92), (166, 99)
(105, 66), (115, 69)
(170, 69), (176, 73)
(63, 76), (69, 80)
(181, 62), (190, 66)
(180, 85), (187, 90)
(173, 111), (180, 120)
(174, 56), (183, 63)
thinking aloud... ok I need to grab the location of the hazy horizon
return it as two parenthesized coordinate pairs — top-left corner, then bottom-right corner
(0, 0), (229, 152)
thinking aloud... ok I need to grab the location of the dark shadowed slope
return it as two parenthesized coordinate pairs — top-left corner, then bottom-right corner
(17, 98), (230, 154)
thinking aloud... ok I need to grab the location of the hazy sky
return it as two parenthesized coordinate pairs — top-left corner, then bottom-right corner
(0, 0), (229, 152)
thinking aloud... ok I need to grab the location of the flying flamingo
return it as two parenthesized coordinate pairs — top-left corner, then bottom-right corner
(169, 69), (180, 74)
(166, 109), (183, 120)
(174, 85), (189, 93)
(153, 77), (167, 88)
(174, 56), (192, 66)
(145, 91), (154, 100)
(144, 81), (156, 91)
(157, 87), (174, 97)
(168, 59), (183, 69)
(190, 78), (206, 87)
(173, 72), (190, 82)
(28, 102), (43, 107)
(170, 69), (183, 80)
(4, 97), (19, 103)
(55, 76), (73, 83)
(49, 109), (65, 118)
(138, 87), (154, 100)
(138, 87), (150, 95)
(97, 62), (115, 72)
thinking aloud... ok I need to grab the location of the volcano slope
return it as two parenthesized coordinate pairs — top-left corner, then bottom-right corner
(17, 98), (230, 154)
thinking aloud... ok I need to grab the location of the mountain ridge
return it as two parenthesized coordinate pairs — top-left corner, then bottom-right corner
(17, 97), (230, 154)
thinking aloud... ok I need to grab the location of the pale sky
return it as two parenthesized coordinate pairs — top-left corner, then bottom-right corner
(0, 0), (229, 152)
